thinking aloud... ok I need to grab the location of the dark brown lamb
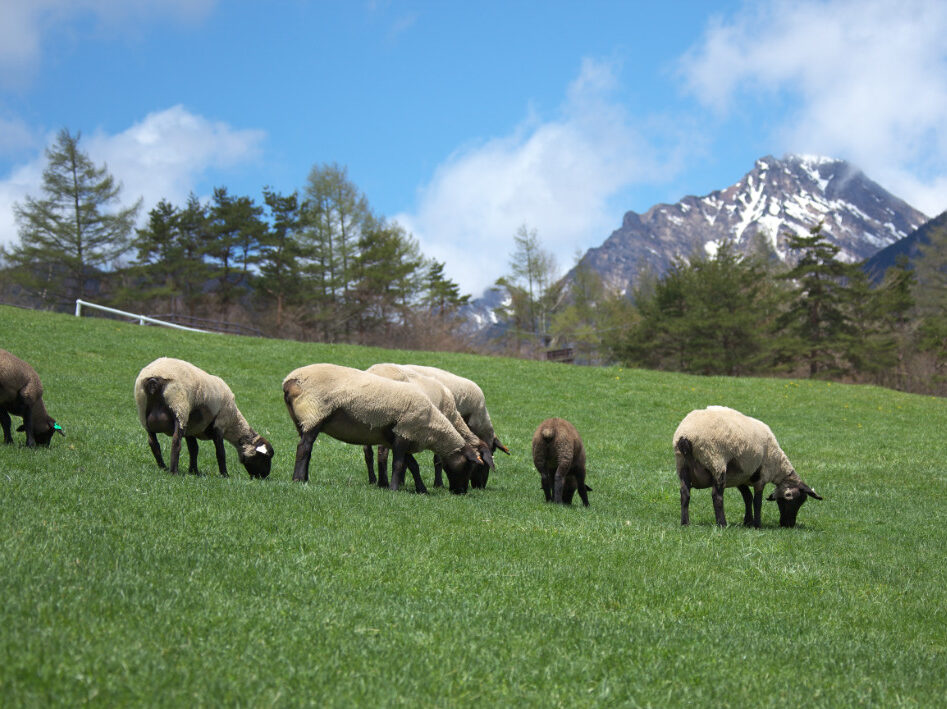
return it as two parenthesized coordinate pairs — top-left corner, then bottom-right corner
(0, 348), (63, 448)
(531, 417), (590, 506)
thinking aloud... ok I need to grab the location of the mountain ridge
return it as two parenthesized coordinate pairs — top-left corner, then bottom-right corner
(577, 154), (928, 294)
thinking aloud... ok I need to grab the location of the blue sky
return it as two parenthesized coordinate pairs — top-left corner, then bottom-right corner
(2, 0), (946, 295)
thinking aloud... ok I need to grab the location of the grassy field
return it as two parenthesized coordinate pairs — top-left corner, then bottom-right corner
(1, 304), (945, 707)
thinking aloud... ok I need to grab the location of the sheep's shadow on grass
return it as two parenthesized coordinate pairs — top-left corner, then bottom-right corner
(679, 520), (820, 532)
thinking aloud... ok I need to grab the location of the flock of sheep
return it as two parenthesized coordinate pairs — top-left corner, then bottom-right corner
(1, 347), (824, 527)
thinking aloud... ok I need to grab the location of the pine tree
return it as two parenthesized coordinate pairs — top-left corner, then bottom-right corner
(175, 194), (212, 314)
(494, 225), (559, 352)
(422, 260), (470, 316)
(913, 217), (947, 385)
(5, 129), (141, 304)
(617, 241), (776, 375)
(352, 219), (423, 340)
(259, 188), (304, 329)
(775, 222), (858, 377)
(299, 164), (372, 341)
(550, 257), (633, 364)
(204, 187), (264, 309)
(130, 199), (185, 312)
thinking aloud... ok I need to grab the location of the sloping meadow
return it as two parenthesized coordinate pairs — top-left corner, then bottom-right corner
(1, 305), (945, 706)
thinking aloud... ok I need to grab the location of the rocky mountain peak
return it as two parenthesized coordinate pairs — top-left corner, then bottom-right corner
(578, 154), (928, 294)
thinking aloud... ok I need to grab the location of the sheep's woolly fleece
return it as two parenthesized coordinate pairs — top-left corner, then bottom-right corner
(367, 363), (481, 448)
(673, 405), (799, 488)
(403, 364), (498, 444)
(0, 348), (45, 409)
(283, 363), (468, 457)
(134, 357), (267, 457)
(532, 417), (586, 476)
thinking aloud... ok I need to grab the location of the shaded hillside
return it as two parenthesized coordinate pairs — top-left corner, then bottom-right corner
(863, 210), (947, 282)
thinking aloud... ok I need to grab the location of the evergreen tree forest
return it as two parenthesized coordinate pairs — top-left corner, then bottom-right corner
(0, 133), (471, 350)
(3, 130), (946, 394)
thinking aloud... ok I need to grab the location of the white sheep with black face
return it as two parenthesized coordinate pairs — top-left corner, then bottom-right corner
(403, 364), (509, 488)
(362, 363), (495, 489)
(673, 406), (822, 528)
(134, 357), (273, 478)
(0, 348), (63, 448)
(282, 363), (483, 494)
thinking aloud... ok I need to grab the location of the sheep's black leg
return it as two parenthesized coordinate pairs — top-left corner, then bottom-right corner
(752, 488), (762, 528)
(678, 463), (692, 525)
(711, 474), (727, 527)
(541, 472), (553, 502)
(1, 410), (13, 444)
(292, 426), (320, 482)
(405, 454), (427, 494)
(389, 440), (414, 491)
(168, 419), (185, 474)
(212, 430), (228, 477)
(432, 455), (444, 488)
(185, 436), (200, 474)
(22, 407), (36, 448)
(377, 446), (390, 488)
(389, 454), (405, 491)
(363, 446), (377, 485)
(739, 485), (754, 526)
(578, 479), (590, 507)
(553, 459), (572, 504)
(147, 431), (166, 468)
(474, 464), (489, 489)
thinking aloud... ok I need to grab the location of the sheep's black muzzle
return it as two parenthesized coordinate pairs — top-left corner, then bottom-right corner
(241, 438), (274, 479)
(775, 496), (805, 527)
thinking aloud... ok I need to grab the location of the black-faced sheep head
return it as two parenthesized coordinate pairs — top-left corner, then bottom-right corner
(18, 417), (64, 447)
(767, 480), (823, 527)
(443, 445), (483, 494)
(240, 437), (274, 479)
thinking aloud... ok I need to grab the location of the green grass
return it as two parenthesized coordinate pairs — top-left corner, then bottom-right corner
(1, 304), (945, 707)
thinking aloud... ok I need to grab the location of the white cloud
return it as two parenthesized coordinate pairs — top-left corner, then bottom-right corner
(0, 105), (265, 252)
(0, 0), (215, 82)
(396, 58), (678, 296)
(679, 0), (947, 217)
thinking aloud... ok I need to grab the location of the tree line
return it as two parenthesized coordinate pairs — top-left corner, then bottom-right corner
(4, 128), (946, 394)
(0, 129), (470, 348)
(489, 219), (947, 395)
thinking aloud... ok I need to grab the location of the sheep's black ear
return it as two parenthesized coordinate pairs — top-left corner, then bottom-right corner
(478, 442), (496, 470)
(53, 422), (65, 437)
(494, 437), (510, 455)
(462, 446), (482, 465)
(801, 483), (823, 500)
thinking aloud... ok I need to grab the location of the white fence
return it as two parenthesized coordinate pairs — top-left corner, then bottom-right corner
(74, 299), (213, 334)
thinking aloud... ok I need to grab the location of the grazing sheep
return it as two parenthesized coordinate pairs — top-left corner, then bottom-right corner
(282, 363), (483, 494)
(134, 357), (273, 478)
(531, 417), (590, 506)
(363, 363), (495, 488)
(673, 406), (823, 528)
(0, 348), (64, 448)
(403, 364), (509, 488)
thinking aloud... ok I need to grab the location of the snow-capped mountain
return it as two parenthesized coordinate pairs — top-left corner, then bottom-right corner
(577, 154), (928, 295)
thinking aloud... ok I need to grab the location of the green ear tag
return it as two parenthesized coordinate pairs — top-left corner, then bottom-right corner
(53, 423), (62, 431)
